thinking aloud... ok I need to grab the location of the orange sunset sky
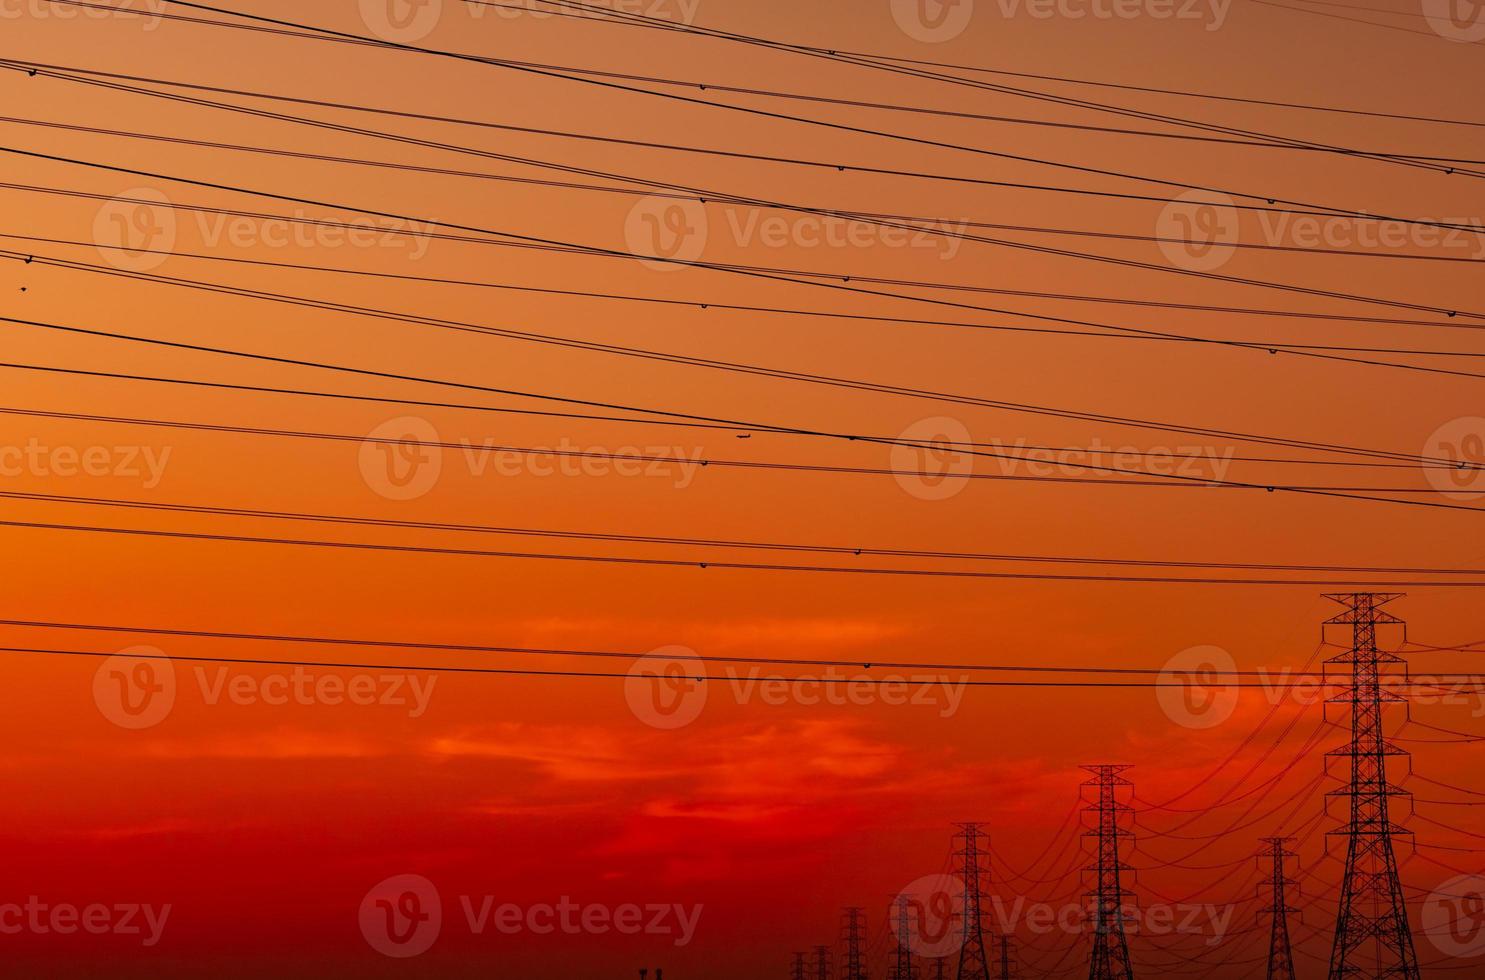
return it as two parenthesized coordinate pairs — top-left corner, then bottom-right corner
(0, 0), (1483, 976)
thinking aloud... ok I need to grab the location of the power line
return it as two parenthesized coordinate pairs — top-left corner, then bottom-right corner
(10, 488), (1485, 574)
(524, 0), (1484, 182)
(13, 114), (1485, 270)
(42, 0), (1485, 169)
(495, 0), (1485, 130)
(15, 232), (1485, 413)
(89, 3), (1485, 236)
(14, 642), (1333, 687)
(9, 311), (1485, 513)
(10, 74), (1482, 333)
(0, 404), (1458, 478)
(8, 515), (1485, 585)
(14, 227), (1485, 357)
(13, 57), (1448, 223)
(147, 0), (1485, 193)
(13, 615), (1481, 679)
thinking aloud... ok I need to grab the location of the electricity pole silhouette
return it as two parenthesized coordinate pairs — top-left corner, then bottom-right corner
(1259, 837), (1298, 980)
(842, 907), (869, 980)
(1323, 593), (1420, 979)
(953, 823), (992, 980)
(1083, 765), (1135, 980)
(891, 894), (920, 980)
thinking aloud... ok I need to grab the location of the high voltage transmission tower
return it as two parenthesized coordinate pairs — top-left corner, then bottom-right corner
(813, 945), (832, 980)
(891, 895), (919, 980)
(1258, 837), (1298, 980)
(929, 959), (947, 980)
(1322, 593), (1420, 980)
(842, 908), (868, 980)
(995, 936), (1018, 980)
(792, 951), (809, 980)
(1083, 765), (1135, 980)
(953, 823), (993, 980)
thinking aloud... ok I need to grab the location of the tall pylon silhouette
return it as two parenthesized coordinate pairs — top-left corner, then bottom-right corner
(1323, 593), (1420, 979)
(1083, 765), (1135, 980)
(842, 908), (869, 980)
(891, 894), (920, 980)
(792, 952), (809, 980)
(1258, 837), (1298, 980)
(813, 944), (832, 980)
(953, 823), (993, 980)
(995, 936), (1018, 979)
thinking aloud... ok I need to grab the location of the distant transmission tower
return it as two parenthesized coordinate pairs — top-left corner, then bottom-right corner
(1083, 765), (1135, 980)
(891, 895), (920, 980)
(813, 944), (832, 980)
(995, 936), (1018, 979)
(953, 823), (993, 980)
(930, 959), (947, 980)
(1323, 593), (1420, 980)
(1258, 837), (1298, 980)
(842, 908), (869, 980)
(792, 951), (809, 980)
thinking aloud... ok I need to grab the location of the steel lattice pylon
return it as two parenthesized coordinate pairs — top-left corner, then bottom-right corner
(995, 936), (1019, 980)
(1323, 593), (1420, 980)
(954, 823), (993, 980)
(1258, 837), (1299, 980)
(813, 945), (832, 980)
(891, 895), (920, 980)
(1083, 765), (1135, 980)
(842, 907), (869, 980)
